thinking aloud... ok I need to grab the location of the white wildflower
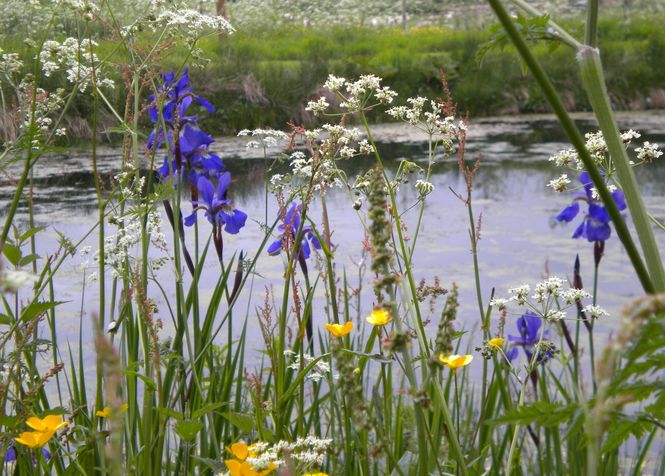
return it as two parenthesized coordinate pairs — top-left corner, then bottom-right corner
(154, 8), (234, 40)
(621, 129), (641, 143)
(508, 285), (530, 306)
(547, 174), (571, 192)
(374, 86), (397, 104)
(489, 297), (509, 310)
(0, 268), (38, 292)
(305, 97), (329, 115)
(338, 146), (356, 159)
(323, 74), (346, 92)
(562, 288), (590, 304)
(358, 140), (374, 155)
(583, 304), (609, 319)
(636, 141), (663, 163)
(548, 148), (578, 167)
(543, 309), (566, 321)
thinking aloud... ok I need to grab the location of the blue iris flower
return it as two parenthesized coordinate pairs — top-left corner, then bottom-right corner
(556, 172), (626, 242)
(267, 202), (323, 260)
(4, 446), (15, 462)
(507, 311), (549, 361)
(157, 123), (224, 183)
(184, 172), (247, 234)
(147, 68), (214, 150)
(3, 445), (50, 462)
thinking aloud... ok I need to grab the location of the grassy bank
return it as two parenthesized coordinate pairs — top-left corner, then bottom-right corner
(6, 14), (665, 137)
(178, 14), (665, 133)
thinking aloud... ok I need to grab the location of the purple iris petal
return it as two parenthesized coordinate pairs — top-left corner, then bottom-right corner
(216, 172), (231, 198)
(585, 220), (611, 242)
(184, 212), (198, 227)
(195, 95), (215, 113)
(579, 171), (593, 198)
(301, 239), (311, 259)
(41, 447), (51, 460)
(267, 239), (282, 255)
(267, 202), (325, 260)
(4, 446), (16, 462)
(198, 177), (215, 207)
(307, 232), (322, 250)
(506, 347), (519, 361)
(612, 189), (627, 211)
(507, 311), (548, 361)
(572, 221), (585, 239)
(588, 204), (610, 223)
(221, 209), (248, 234)
(180, 125), (213, 155)
(556, 202), (579, 222)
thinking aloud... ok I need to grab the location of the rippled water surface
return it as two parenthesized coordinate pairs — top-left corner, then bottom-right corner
(3, 112), (665, 363)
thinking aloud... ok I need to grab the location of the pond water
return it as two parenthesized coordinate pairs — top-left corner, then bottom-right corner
(2, 112), (665, 366)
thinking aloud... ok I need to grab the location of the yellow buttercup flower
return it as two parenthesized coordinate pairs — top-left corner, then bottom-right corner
(15, 430), (54, 448)
(25, 415), (68, 433)
(324, 321), (353, 337)
(225, 442), (276, 476)
(229, 441), (250, 461)
(15, 415), (69, 449)
(488, 337), (504, 348)
(366, 307), (392, 326)
(439, 354), (474, 369)
(96, 403), (129, 418)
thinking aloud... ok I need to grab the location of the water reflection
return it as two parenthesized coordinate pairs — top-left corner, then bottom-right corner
(2, 113), (665, 364)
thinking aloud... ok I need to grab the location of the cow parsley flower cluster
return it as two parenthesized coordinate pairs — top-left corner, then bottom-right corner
(547, 129), (661, 173)
(39, 38), (114, 92)
(489, 277), (606, 365)
(0, 49), (23, 77)
(264, 123), (373, 197)
(237, 128), (289, 150)
(60, 0), (99, 20)
(154, 8), (235, 40)
(221, 437), (331, 475)
(547, 173), (571, 192)
(635, 141), (663, 163)
(387, 96), (466, 153)
(490, 277), (604, 323)
(321, 74), (397, 111)
(10, 84), (67, 145)
(284, 350), (331, 383)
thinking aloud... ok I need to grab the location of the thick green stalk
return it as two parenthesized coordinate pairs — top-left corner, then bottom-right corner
(485, 0), (655, 294)
(585, 0), (599, 47)
(577, 47), (665, 292)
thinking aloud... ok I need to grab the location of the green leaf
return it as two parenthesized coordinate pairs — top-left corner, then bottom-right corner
(19, 254), (40, 267)
(124, 371), (157, 391)
(158, 407), (184, 421)
(20, 301), (65, 322)
(0, 313), (11, 325)
(490, 401), (578, 427)
(192, 402), (226, 420)
(220, 411), (254, 433)
(175, 419), (203, 442)
(603, 417), (651, 453)
(19, 226), (46, 244)
(191, 456), (226, 473)
(2, 244), (21, 266)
